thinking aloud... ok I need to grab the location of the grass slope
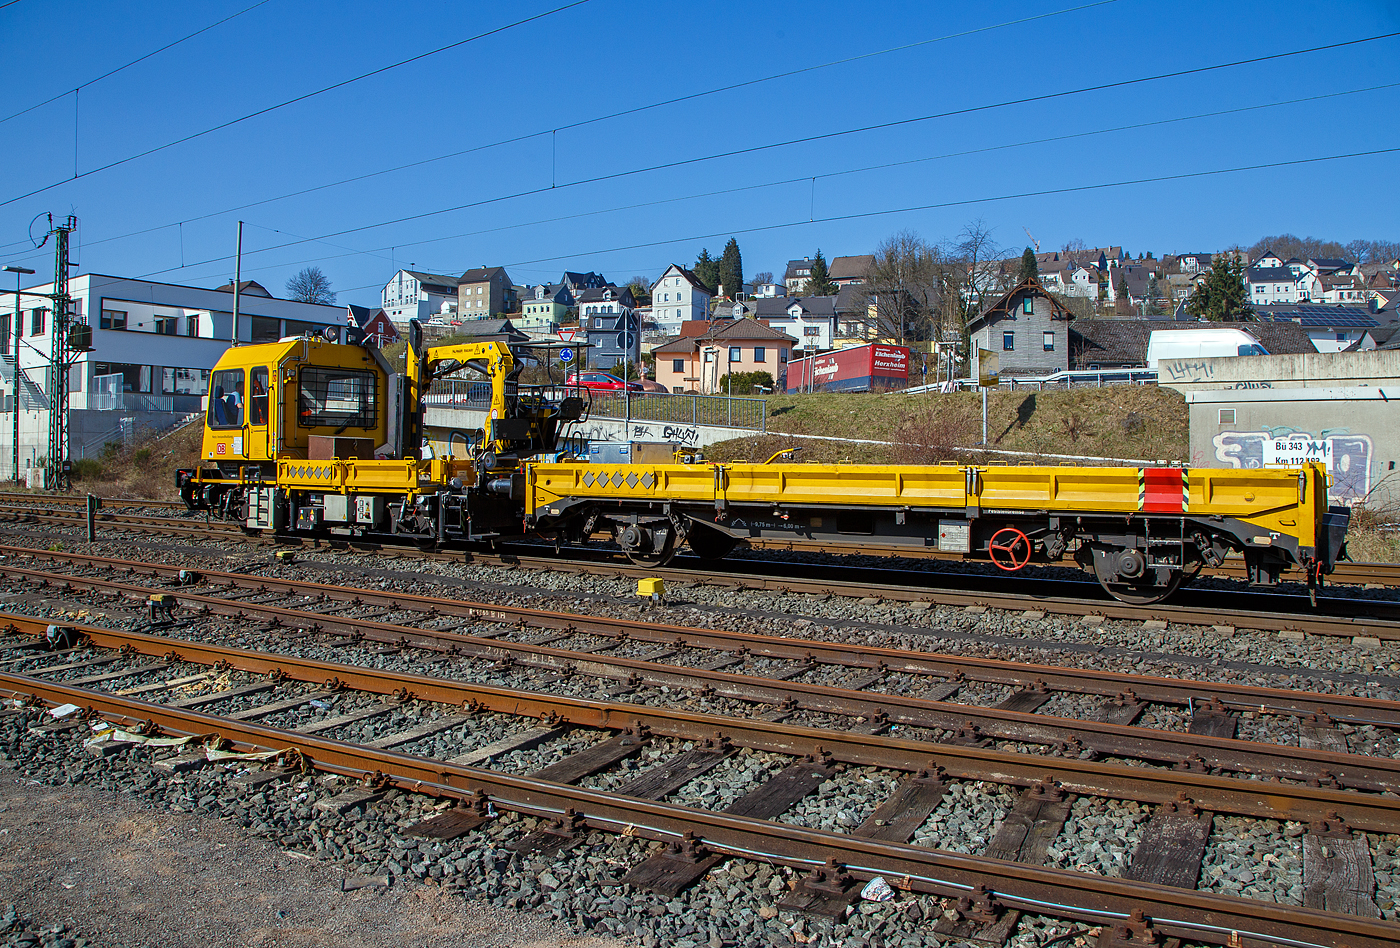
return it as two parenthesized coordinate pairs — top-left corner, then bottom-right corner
(707, 386), (1187, 465)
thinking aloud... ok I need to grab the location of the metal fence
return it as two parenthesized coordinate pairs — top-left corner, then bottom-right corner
(425, 379), (767, 432)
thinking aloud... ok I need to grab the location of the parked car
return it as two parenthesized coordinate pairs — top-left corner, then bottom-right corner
(565, 371), (644, 393)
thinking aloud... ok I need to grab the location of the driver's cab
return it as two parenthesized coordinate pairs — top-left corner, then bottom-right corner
(202, 336), (391, 472)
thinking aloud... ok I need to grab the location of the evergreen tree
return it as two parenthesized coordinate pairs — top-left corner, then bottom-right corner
(717, 238), (744, 299)
(693, 249), (720, 295)
(1144, 274), (1164, 317)
(1018, 247), (1038, 282)
(1186, 253), (1254, 321)
(803, 249), (836, 295)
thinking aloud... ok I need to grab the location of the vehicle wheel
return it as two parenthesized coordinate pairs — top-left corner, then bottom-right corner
(617, 522), (678, 567)
(1090, 547), (1183, 604)
(686, 523), (737, 561)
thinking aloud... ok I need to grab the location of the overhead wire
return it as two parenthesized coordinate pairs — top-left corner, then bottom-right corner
(0, 0), (595, 208)
(0, 0), (277, 127)
(110, 32), (1400, 278)
(131, 144), (1400, 284)
(10, 0), (1128, 255)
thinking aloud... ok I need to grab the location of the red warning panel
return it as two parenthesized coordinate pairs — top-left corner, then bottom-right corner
(1142, 467), (1185, 513)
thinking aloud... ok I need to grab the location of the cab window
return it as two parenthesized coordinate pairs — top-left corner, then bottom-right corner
(249, 366), (270, 425)
(208, 369), (244, 428)
(298, 366), (376, 428)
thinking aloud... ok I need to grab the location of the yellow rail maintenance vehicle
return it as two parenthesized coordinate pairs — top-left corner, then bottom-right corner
(180, 318), (1349, 604)
(178, 321), (582, 544)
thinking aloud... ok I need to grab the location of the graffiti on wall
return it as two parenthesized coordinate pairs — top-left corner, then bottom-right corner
(1212, 426), (1373, 503)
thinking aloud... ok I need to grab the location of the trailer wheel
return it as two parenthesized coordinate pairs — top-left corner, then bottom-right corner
(1087, 543), (1184, 604)
(686, 523), (738, 561)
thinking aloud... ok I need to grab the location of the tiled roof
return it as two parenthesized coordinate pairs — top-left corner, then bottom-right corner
(1069, 319), (1316, 367)
(967, 275), (1073, 331)
(650, 318), (796, 353)
(751, 296), (836, 318)
(828, 255), (875, 280)
(459, 266), (509, 284)
(404, 270), (461, 289)
(1246, 266), (1294, 283)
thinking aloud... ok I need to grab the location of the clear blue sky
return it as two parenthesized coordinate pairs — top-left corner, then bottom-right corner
(1, 0), (1397, 305)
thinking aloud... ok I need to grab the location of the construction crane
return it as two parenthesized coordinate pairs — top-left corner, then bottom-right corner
(1022, 226), (1040, 252)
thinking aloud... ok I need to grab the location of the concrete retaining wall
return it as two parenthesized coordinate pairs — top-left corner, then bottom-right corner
(1161, 352), (1400, 506)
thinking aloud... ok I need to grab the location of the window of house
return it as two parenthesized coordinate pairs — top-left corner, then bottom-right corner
(672, 386), (684, 394)
(208, 368), (244, 428)
(672, 359), (684, 373)
(1336, 332), (1346, 342)
(729, 347), (741, 362)
(298, 366), (376, 429)
(779, 349), (788, 363)
(593, 318), (604, 329)
(754, 346), (766, 363)
(155, 315), (178, 335)
(250, 316), (280, 343)
(161, 367), (208, 395)
(95, 362), (151, 394)
(1003, 331), (1014, 351)
(285, 320), (318, 337)
(1022, 298), (1034, 315)
(704, 351), (714, 363)
(185, 314), (199, 337)
(30, 308), (45, 335)
(0, 316), (8, 354)
(1043, 331), (1054, 351)
(1218, 409), (1236, 425)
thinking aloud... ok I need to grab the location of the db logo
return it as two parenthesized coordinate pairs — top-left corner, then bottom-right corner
(216, 443), (227, 455)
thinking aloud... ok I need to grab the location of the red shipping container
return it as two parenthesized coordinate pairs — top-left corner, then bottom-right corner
(784, 343), (910, 393)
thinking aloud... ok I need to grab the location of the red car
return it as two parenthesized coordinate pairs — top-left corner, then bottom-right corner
(565, 371), (644, 393)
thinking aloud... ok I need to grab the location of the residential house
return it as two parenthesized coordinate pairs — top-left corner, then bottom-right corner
(579, 286), (639, 370)
(752, 281), (785, 298)
(1063, 264), (1103, 299)
(1069, 319), (1315, 369)
(783, 258), (814, 294)
(1252, 249), (1286, 269)
(560, 271), (609, 293)
(439, 317), (528, 346)
(1176, 253), (1214, 276)
(753, 296), (837, 352)
(517, 284), (574, 336)
(345, 304), (399, 349)
(965, 275), (1074, 379)
(1245, 266), (1298, 305)
(1252, 304), (1379, 353)
(652, 318), (796, 394)
(833, 284), (879, 345)
(649, 264), (711, 336)
(828, 255), (875, 287)
(456, 266), (516, 320)
(381, 270), (460, 327)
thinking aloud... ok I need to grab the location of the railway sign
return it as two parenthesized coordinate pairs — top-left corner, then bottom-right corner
(977, 349), (999, 387)
(558, 347), (574, 363)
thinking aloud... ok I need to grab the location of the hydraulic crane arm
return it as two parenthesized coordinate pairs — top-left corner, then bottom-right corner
(405, 320), (516, 456)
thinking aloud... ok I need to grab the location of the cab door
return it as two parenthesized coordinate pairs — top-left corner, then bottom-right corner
(248, 365), (271, 460)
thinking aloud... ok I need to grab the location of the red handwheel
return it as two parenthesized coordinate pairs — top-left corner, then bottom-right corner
(988, 527), (1032, 571)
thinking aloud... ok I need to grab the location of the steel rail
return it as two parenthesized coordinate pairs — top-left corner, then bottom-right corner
(8, 545), (1400, 726)
(1, 663), (1395, 947)
(7, 616), (1400, 837)
(6, 554), (1397, 792)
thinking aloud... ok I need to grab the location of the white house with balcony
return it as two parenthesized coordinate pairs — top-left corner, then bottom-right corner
(649, 264), (712, 336)
(0, 272), (343, 477)
(753, 296), (837, 352)
(381, 270), (461, 327)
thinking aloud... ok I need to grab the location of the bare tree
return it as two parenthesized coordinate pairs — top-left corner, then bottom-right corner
(1060, 237), (1088, 257)
(285, 266), (336, 304)
(751, 270), (774, 287)
(860, 230), (942, 345)
(954, 218), (1004, 320)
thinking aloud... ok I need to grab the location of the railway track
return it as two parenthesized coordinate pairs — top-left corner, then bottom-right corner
(4, 615), (1398, 947)
(7, 546), (1400, 789)
(3, 500), (1400, 642)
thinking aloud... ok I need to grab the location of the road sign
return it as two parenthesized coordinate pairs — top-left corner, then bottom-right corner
(977, 348), (999, 387)
(557, 328), (577, 342)
(558, 347), (574, 362)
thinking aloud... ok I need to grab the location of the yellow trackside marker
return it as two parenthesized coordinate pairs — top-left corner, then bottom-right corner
(637, 578), (665, 599)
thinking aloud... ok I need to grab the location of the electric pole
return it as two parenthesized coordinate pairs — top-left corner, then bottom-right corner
(46, 215), (76, 490)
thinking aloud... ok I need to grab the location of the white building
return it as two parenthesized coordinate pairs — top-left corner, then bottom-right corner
(649, 265), (712, 336)
(752, 296), (837, 352)
(1246, 266), (1298, 305)
(381, 270), (460, 327)
(0, 273), (344, 477)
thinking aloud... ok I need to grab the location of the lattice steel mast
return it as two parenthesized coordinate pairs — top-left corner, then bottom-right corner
(46, 215), (76, 489)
